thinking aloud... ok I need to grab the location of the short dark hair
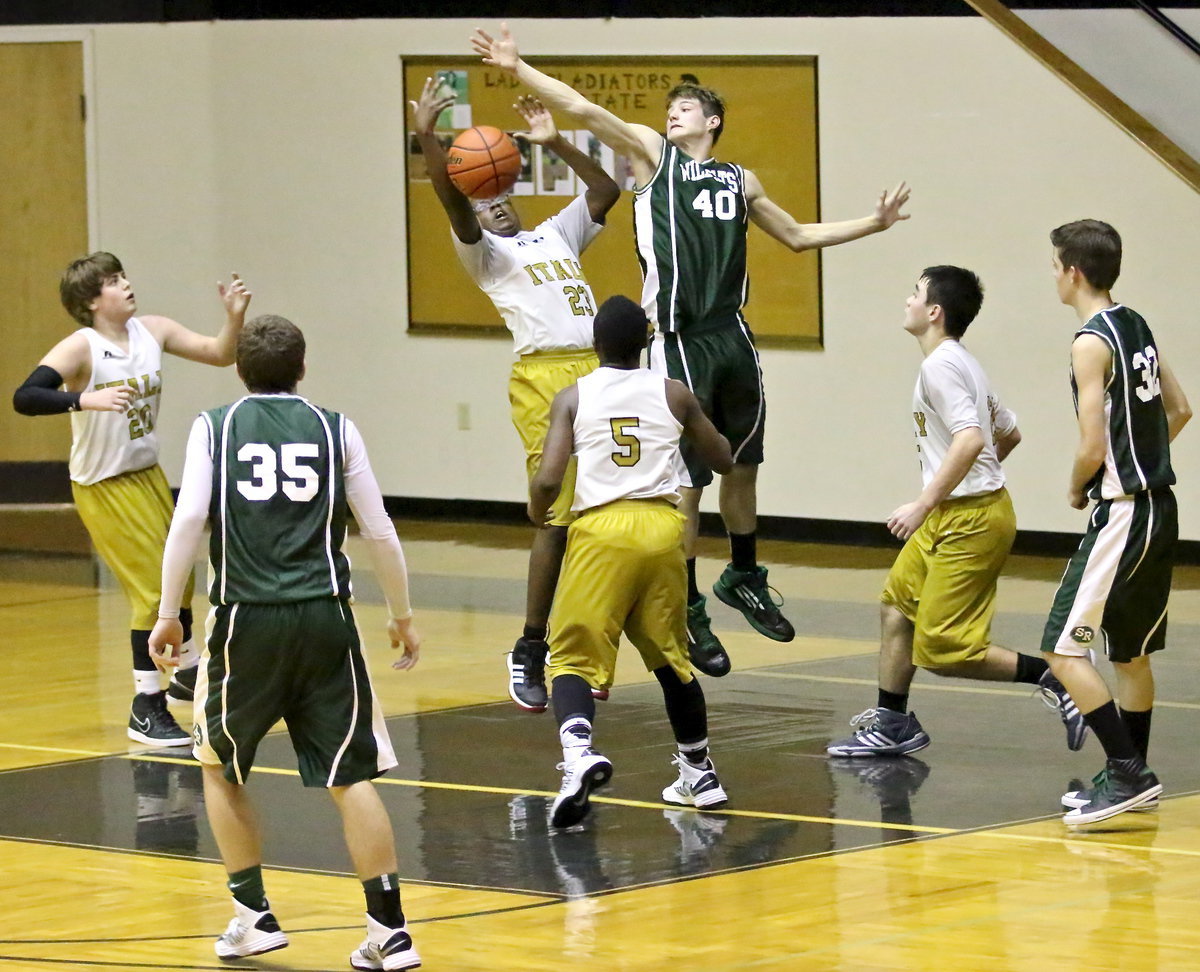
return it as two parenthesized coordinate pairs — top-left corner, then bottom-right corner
(667, 79), (726, 144)
(60, 252), (124, 327)
(237, 315), (305, 393)
(921, 265), (984, 339)
(593, 295), (650, 361)
(1050, 219), (1122, 291)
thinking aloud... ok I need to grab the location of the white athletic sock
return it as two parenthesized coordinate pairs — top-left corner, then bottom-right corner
(133, 669), (161, 695)
(559, 717), (592, 765)
(176, 639), (200, 669)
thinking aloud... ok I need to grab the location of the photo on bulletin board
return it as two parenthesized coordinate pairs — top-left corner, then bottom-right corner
(402, 56), (822, 347)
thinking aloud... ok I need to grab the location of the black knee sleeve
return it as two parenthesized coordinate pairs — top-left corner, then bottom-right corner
(654, 666), (707, 745)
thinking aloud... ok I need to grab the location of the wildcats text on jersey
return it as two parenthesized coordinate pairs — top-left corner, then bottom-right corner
(677, 158), (741, 192)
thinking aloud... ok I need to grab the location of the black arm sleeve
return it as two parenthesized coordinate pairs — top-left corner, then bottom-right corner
(12, 365), (82, 416)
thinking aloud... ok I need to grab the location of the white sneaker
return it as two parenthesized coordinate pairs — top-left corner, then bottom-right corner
(213, 899), (288, 959)
(550, 750), (613, 829)
(350, 914), (421, 970)
(662, 754), (728, 808)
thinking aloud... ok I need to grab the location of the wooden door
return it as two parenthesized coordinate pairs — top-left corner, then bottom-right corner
(0, 41), (88, 467)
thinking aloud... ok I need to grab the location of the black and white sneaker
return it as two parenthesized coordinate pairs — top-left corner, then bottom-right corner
(550, 750), (613, 829)
(1063, 759), (1162, 826)
(350, 914), (421, 970)
(506, 637), (548, 712)
(214, 899), (288, 959)
(166, 664), (198, 704)
(712, 564), (795, 642)
(127, 691), (191, 747)
(1037, 665), (1090, 751)
(661, 754), (729, 809)
(1062, 768), (1159, 812)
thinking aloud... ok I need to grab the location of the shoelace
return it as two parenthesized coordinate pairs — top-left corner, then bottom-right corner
(848, 707), (881, 729)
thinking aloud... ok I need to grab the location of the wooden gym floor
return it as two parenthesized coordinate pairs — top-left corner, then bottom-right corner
(2, 520), (1200, 971)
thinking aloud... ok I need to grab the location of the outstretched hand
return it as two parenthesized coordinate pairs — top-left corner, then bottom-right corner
(471, 22), (520, 72)
(410, 76), (457, 135)
(874, 181), (911, 230)
(512, 95), (557, 144)
(218, 273), (252, 318)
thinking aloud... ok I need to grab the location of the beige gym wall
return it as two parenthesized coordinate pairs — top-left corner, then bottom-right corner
(11, 17), (1197, 537)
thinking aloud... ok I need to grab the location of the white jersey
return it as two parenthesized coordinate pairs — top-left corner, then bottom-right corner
(572, 367), (684, 512)
(453, 194), (603, 355)
(912, 339), (1016, 499)
(69, 317), (163, 485)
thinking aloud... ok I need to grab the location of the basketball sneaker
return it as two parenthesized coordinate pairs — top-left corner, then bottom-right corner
(1036, 663), (1091, 751)
(127, 691), (191, 747)
(712, 564), (795, 642)
(350, 914), (421, 971)
(661, 754), (728, 809)
(686, 595), (731, 677)
(1061, 768), (1158, 812)
(214, 899), (288, 959)
(550, 750), (613, 829)
(166, 663), (198, 704)
(1063, 759), (1162, 826)
(506, 637), (548, 712)
(826, 707), (930, 757)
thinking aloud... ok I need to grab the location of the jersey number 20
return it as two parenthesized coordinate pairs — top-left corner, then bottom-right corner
(236, 442), (320, 502)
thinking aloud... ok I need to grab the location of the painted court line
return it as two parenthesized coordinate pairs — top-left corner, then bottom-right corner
(130, 755), (955, 835)
(747, 670), (1200, 709)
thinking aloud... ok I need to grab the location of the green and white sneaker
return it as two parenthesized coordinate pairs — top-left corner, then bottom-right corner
(712, 564), (794, 642)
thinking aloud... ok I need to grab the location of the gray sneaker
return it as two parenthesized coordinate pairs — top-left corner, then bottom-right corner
(1037, 666), (1090, 751)
(826, 707), (930, 757)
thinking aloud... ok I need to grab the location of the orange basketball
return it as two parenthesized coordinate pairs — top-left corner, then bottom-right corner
(446, 125), (522, 199)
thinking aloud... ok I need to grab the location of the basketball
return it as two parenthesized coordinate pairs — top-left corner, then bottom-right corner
(446, 125), (522, 199)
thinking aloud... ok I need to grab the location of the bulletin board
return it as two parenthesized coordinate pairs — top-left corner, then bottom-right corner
(402, 56), (822, 347)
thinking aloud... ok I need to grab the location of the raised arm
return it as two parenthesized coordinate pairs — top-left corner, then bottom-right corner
(145, 273), (252, 366)
(1068, 334), (1111, 509)
(747, 172), (911, 252)
(409, 75), (482, 245)
(665, 379), (732, 475)
(529, 384), (578, 524)
(471, 23), (662, 183)
(513, 95), (620, 222)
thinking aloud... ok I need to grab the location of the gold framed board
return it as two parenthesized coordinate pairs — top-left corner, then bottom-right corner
(402, 56), (822, 348)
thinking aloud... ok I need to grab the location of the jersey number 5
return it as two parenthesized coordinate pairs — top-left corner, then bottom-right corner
(609, 417), (641, 467)
(236, 443), (320, 502)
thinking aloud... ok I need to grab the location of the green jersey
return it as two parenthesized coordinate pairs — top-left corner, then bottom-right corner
(1073, 305), (1175, 499)
(633, 138), (749, 333)
(203, 394), (351, 604)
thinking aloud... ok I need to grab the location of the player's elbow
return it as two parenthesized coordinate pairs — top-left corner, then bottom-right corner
(12, 387), (34, 416)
